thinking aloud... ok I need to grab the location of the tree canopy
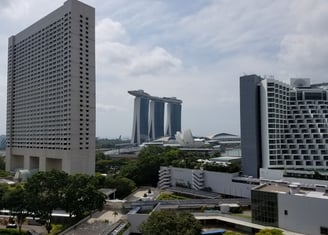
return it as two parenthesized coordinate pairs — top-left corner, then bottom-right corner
(139, 210), (202, 235)
(96, 145), (238, 187)
(0, 170), (106, 233)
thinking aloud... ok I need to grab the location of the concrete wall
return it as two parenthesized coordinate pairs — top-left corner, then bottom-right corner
(278, 193), (328, 235)
(170, 167), (193, 187)
(205, 171), (252, 198)
(169, 167), (252, 198)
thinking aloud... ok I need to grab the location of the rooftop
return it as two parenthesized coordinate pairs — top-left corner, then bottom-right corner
(254, 183), (328, 199)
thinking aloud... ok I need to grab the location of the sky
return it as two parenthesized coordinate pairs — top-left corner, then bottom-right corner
(0, 0), (328, 139)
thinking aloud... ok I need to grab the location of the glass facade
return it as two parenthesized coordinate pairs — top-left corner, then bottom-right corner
(166, 102), (182, 137)
(139, 97), (149, 143)
(151, 101), (164, 139)
(251, 190), (278, 227)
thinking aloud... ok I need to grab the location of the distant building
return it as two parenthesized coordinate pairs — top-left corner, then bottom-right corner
(130, 92), (150, 145)
(148, 99), (165, 140)
(165, 101), (182, 137)
(6, 0), (96, 174)
(128, 90), (182, 145)
(240, 75), (328, 178)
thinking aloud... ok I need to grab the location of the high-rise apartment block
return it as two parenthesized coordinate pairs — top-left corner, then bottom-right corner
(129, 90), (182, 145)
(6, 0), (95, 174)
(240, 75), (328, 177)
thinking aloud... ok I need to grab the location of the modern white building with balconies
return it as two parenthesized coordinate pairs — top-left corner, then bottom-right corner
(240, 75), (328, 177)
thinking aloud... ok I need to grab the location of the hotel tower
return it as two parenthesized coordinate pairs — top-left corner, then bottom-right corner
(6, 0), (95, 174)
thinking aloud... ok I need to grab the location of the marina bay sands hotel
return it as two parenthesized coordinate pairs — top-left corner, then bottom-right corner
(128, 90), (182, 145)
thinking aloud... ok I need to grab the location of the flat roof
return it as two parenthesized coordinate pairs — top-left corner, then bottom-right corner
(99, 188), (116, 196)
(257, 184), (290, 193)
(254, 184), (328, 199)
(168, 186), (221, 199)
(194, 214), (303, 235)
(210, 156), (241, 162)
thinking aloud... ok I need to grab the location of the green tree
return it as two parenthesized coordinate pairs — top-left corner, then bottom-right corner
(103, 176), (136, 198)
(3, 185), (28, 234)
(139, 210), (202, 235)
(256, 228), (284, 235)
(121, 146), (164, 186)
(64, 174), (105, 218)
(25, 170), (68, 227)
(224, 232), (243, 235)
(0, 157), (5, 170)
(0, 184), (8, 209)
(96, 159), (113, 173)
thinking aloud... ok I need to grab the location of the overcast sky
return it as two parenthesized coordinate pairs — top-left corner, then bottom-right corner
(0, 0), (328, 139)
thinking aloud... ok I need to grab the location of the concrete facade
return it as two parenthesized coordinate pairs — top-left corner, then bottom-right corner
(278, 193), (328, 235)
(252, 183), (328, 235)
(6, 0), (95, 174)
(158, 166), (253, 198)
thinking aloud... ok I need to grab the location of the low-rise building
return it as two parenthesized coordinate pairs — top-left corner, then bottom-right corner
(252, 183), (328, 235)
(158, 166), (255, 198)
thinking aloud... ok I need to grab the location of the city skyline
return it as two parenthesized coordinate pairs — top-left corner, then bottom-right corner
(1, 0), (328, 138)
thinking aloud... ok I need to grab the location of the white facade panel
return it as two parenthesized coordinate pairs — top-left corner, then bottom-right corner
(278, 193), (328, 235)
(163, 166), (252, 198)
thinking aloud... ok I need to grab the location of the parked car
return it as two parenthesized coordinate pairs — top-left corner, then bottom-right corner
(6, 223), (17, 228)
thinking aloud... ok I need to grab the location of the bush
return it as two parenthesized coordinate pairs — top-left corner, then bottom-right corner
(49, 224), (63, 235)
(0, 228), (28, 235)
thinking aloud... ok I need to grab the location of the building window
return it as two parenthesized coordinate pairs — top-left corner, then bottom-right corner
(321, 227), (328, 235)
(284, 210), (288, 215)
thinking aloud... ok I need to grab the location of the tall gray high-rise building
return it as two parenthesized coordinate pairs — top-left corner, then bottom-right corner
(240, 75), (328, 178)
(6, 0), (95, 174)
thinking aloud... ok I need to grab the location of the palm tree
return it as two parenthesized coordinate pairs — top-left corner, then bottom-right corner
(113, 211), (118, 223)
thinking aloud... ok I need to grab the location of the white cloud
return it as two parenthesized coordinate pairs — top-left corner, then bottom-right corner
(279, 34), (328, 71)
(276, 1), (328, 82)
(96, 103), (124, 112)
(177, 0), (290, 53)
(127, 47), (182, 75)
(96, 18), (127, 43)
(96, 18), (182, 78)
(0, 0), (30, 21)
